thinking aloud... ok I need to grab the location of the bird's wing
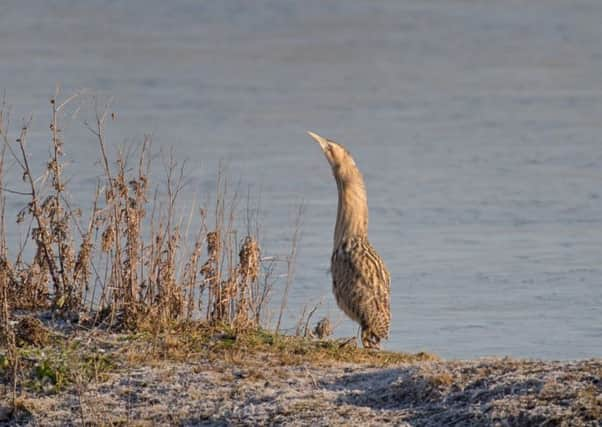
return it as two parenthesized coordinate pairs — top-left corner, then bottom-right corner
(333, 238), (390, 337)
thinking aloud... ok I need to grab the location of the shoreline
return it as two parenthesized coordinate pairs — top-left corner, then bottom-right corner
(1, 316), (600, 426)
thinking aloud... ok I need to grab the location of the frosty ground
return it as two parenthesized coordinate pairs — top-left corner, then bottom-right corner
(1, 318), (600, 426)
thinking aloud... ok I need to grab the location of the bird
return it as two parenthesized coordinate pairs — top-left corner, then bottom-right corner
(307, 131), (390, 349)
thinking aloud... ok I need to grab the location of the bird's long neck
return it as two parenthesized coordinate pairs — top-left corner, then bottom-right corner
(334, 170), (368, 249)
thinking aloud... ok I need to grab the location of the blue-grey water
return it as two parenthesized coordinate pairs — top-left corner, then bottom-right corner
(1, 0), (601, 359)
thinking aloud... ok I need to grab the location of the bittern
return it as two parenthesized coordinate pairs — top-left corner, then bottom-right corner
(308, 131), (390, 349)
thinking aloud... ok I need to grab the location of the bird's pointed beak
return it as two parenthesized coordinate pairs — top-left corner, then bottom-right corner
(307, 131), (329, 152)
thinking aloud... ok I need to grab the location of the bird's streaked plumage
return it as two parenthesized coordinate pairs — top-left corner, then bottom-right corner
(308, 131), (390, 349)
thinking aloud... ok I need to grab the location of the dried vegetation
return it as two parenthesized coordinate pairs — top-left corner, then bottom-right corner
(0, 92), (275, 332)
(0, 92), (311, 420)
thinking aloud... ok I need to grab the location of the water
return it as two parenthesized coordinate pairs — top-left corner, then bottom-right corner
(1, 0), (601, 359)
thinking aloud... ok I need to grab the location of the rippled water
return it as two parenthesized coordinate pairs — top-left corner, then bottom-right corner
(1, 0), (601, 359)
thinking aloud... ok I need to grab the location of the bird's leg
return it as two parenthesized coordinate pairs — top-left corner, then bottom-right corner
(361, 328), (369, 348)
(361, 328), (381, 350)
(370, 336), (382, 350)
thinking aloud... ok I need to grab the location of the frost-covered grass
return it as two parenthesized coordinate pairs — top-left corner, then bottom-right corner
(1, 317), (600, 426)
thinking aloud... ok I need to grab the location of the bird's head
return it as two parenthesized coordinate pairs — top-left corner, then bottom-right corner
(307, 131), (358, 180)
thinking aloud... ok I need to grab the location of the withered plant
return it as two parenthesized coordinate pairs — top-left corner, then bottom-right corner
(0, 102), (19, 411)
(0, 91), (299, 334)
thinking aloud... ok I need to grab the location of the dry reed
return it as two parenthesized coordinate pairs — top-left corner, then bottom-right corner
(0, 100), (19, 412)
(0, 92), (296, 335)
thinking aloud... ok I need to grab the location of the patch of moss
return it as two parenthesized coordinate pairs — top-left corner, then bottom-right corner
(33, 357), (67, 391)
(114, 321), (437, 370)
(0, 354), (9, 372)
(138, 323), (437, 367)
(14, 336), (119, 394)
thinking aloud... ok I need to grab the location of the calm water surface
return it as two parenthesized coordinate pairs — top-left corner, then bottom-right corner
(1, 0), (601, 359)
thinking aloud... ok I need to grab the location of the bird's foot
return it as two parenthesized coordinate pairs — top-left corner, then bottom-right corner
(361, 331), (382, 350)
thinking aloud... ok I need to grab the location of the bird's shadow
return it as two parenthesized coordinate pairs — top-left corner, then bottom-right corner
(320, 366), (431, 410)
(319, 365), (551, 426)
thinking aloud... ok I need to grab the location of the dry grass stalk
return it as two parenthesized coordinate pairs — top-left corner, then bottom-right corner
(234, 235), (260, 330)
(276, 203), (304, 334)
(201, 230), (222, 323)
(15, 122), (59, 308)
(0, 115), (19, 411)
(182, 212), (206, 320)
(0, 92), (89, 312)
